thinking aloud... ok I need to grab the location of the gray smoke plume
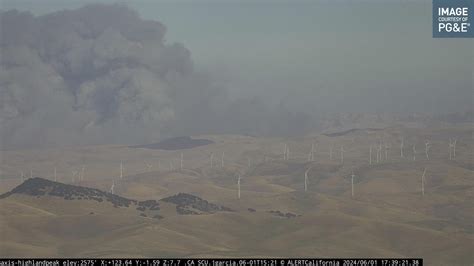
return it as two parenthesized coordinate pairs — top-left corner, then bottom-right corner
(0, 4), (312, 149)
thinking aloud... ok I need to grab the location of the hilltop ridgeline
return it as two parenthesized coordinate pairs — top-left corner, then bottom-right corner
(0, 177), (134, 207)
(1, 178), (300, 219)
(0, 178), (234, 217)
(131, 136), (214, 150)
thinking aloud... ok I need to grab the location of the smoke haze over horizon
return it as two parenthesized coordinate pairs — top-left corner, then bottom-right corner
(0, 2), (472, 149)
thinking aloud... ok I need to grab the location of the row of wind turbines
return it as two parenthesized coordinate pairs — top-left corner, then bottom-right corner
(16, 136), (459, 200)
(268, 137), (457, 199)
(347, 166), (428, 199)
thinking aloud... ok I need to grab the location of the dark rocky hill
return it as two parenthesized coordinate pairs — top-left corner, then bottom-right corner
(161, 193), (234, 215)
(0, 177), (135, 207)
(0, 178), (235, 218)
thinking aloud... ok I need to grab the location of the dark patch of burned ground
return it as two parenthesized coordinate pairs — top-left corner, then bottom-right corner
(131, 136), (214, 150)
(267, 210), (301, 219)
(323, 127), (385, 137)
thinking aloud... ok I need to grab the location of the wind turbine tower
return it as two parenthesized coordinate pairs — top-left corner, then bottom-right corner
(304, 167), (311, 192)
(80, 165), (85, 181)
(413, 144), (416, 161)
(221, 151), (225, 168)
(351, 170), (356, 198)
(384, 143), (391, 161)
(237, 174), (241, 199)
(72, 170), (78, 183)
(377, 141), (383, 162)
(120, 160), (123, 179)
(449, 138), (457, 160)
(369, 145), (373, 165)
(400, 137), (405, 158)
(421, 168), (426, 196)
(453, 139), (457, 158)
(110, 180), (115, 194)
(340, 145), (345, 164)
(425, 140), (431, 160)
(180, 152), (184, 170)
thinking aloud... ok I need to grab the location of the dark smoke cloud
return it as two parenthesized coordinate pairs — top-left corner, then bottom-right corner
(0, 4), (312, 149)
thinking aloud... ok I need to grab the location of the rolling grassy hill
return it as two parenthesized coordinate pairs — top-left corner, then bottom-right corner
(0, 125), (473, 264)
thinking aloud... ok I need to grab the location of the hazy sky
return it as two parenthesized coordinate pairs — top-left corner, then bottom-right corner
(2, 0), (473, 114)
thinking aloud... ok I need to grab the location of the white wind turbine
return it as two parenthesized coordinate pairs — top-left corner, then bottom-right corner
(180, 152), (184, 170)
(425, 140), (431, 160)
(413, 144), (416, 161)
(449, 139), (453, 160)
(449, 138), (457, 160)
(304, 167), (312, 192)
(340, 145), (345, 164)
(145, 162), (153, 172)
(221, 151), (225, 168)
(20, 171), (24, 182)
(80, 165), (85, 182)
(400, 137), (405, 158)
(110, 179), (115, 194)
(378, 142), (383, 163)
(72, 170), (78, 183)
(384, 143), (391, 161)
(452, 139), (457, 159)
(237, 174), (241, 199)
(120, 160), (123, 179)
(369, 144), (373, 165)
(283, 144), (288, 160)
(30, 169), (33, 179)
(421, 168), (426, 196)
(375, 142), (380, 163)
(286, 145), (290, 160)
(350, 170), (356, 198)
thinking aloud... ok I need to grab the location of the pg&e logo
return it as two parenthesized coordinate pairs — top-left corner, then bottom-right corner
(433, 0), (474, 38)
